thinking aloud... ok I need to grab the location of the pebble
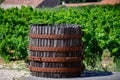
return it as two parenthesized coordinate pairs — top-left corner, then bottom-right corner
(0, 65), (3, 69)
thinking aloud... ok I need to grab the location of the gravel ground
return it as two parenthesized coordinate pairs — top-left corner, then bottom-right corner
(0, 69), (29, 80)
(0, 59), (30, 80)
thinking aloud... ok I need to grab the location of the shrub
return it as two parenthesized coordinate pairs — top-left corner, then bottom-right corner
(0, 5), (120, 63)
(0, 0), (5, 4)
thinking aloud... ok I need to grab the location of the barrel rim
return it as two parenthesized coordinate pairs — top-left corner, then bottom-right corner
(30, 23), (82, 28)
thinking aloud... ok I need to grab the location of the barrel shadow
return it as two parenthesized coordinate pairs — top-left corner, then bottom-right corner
(81, 70), (113, 77)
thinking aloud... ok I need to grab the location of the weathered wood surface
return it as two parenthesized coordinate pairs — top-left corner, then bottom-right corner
(29, 24), (84, 78)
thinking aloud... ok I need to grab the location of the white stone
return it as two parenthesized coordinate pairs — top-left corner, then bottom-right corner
(0, 65), (3, 69)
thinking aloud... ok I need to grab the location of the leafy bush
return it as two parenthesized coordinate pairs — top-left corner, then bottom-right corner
(0, 0), (5, 4)
(0, 4), (120, 63)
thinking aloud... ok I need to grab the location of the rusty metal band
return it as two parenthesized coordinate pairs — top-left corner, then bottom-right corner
(29, 46), (82, 52)
(29, 34), (82, 39)
(29, 56), (83, 62)
(29, 66), (82, 73)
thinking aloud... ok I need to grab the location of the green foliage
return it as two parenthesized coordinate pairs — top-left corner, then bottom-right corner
(115, 58), (120, 72)
(0, 4), (120, 62)
(0, 0), (5, 4)
(101, 49), (116, 71)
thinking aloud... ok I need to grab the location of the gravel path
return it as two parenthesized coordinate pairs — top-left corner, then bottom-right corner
(0, 69), (29, 80)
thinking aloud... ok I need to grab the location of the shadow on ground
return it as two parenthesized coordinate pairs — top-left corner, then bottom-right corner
(81, 70), (113, 77)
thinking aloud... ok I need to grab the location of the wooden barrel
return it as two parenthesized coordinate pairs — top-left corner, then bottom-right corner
(29, 24), (84, 78)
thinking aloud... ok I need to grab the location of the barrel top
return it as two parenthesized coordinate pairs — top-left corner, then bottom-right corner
(30, 24), (82, 28)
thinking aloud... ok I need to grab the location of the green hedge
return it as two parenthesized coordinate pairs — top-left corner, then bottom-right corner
(0, 4), (120, 62)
